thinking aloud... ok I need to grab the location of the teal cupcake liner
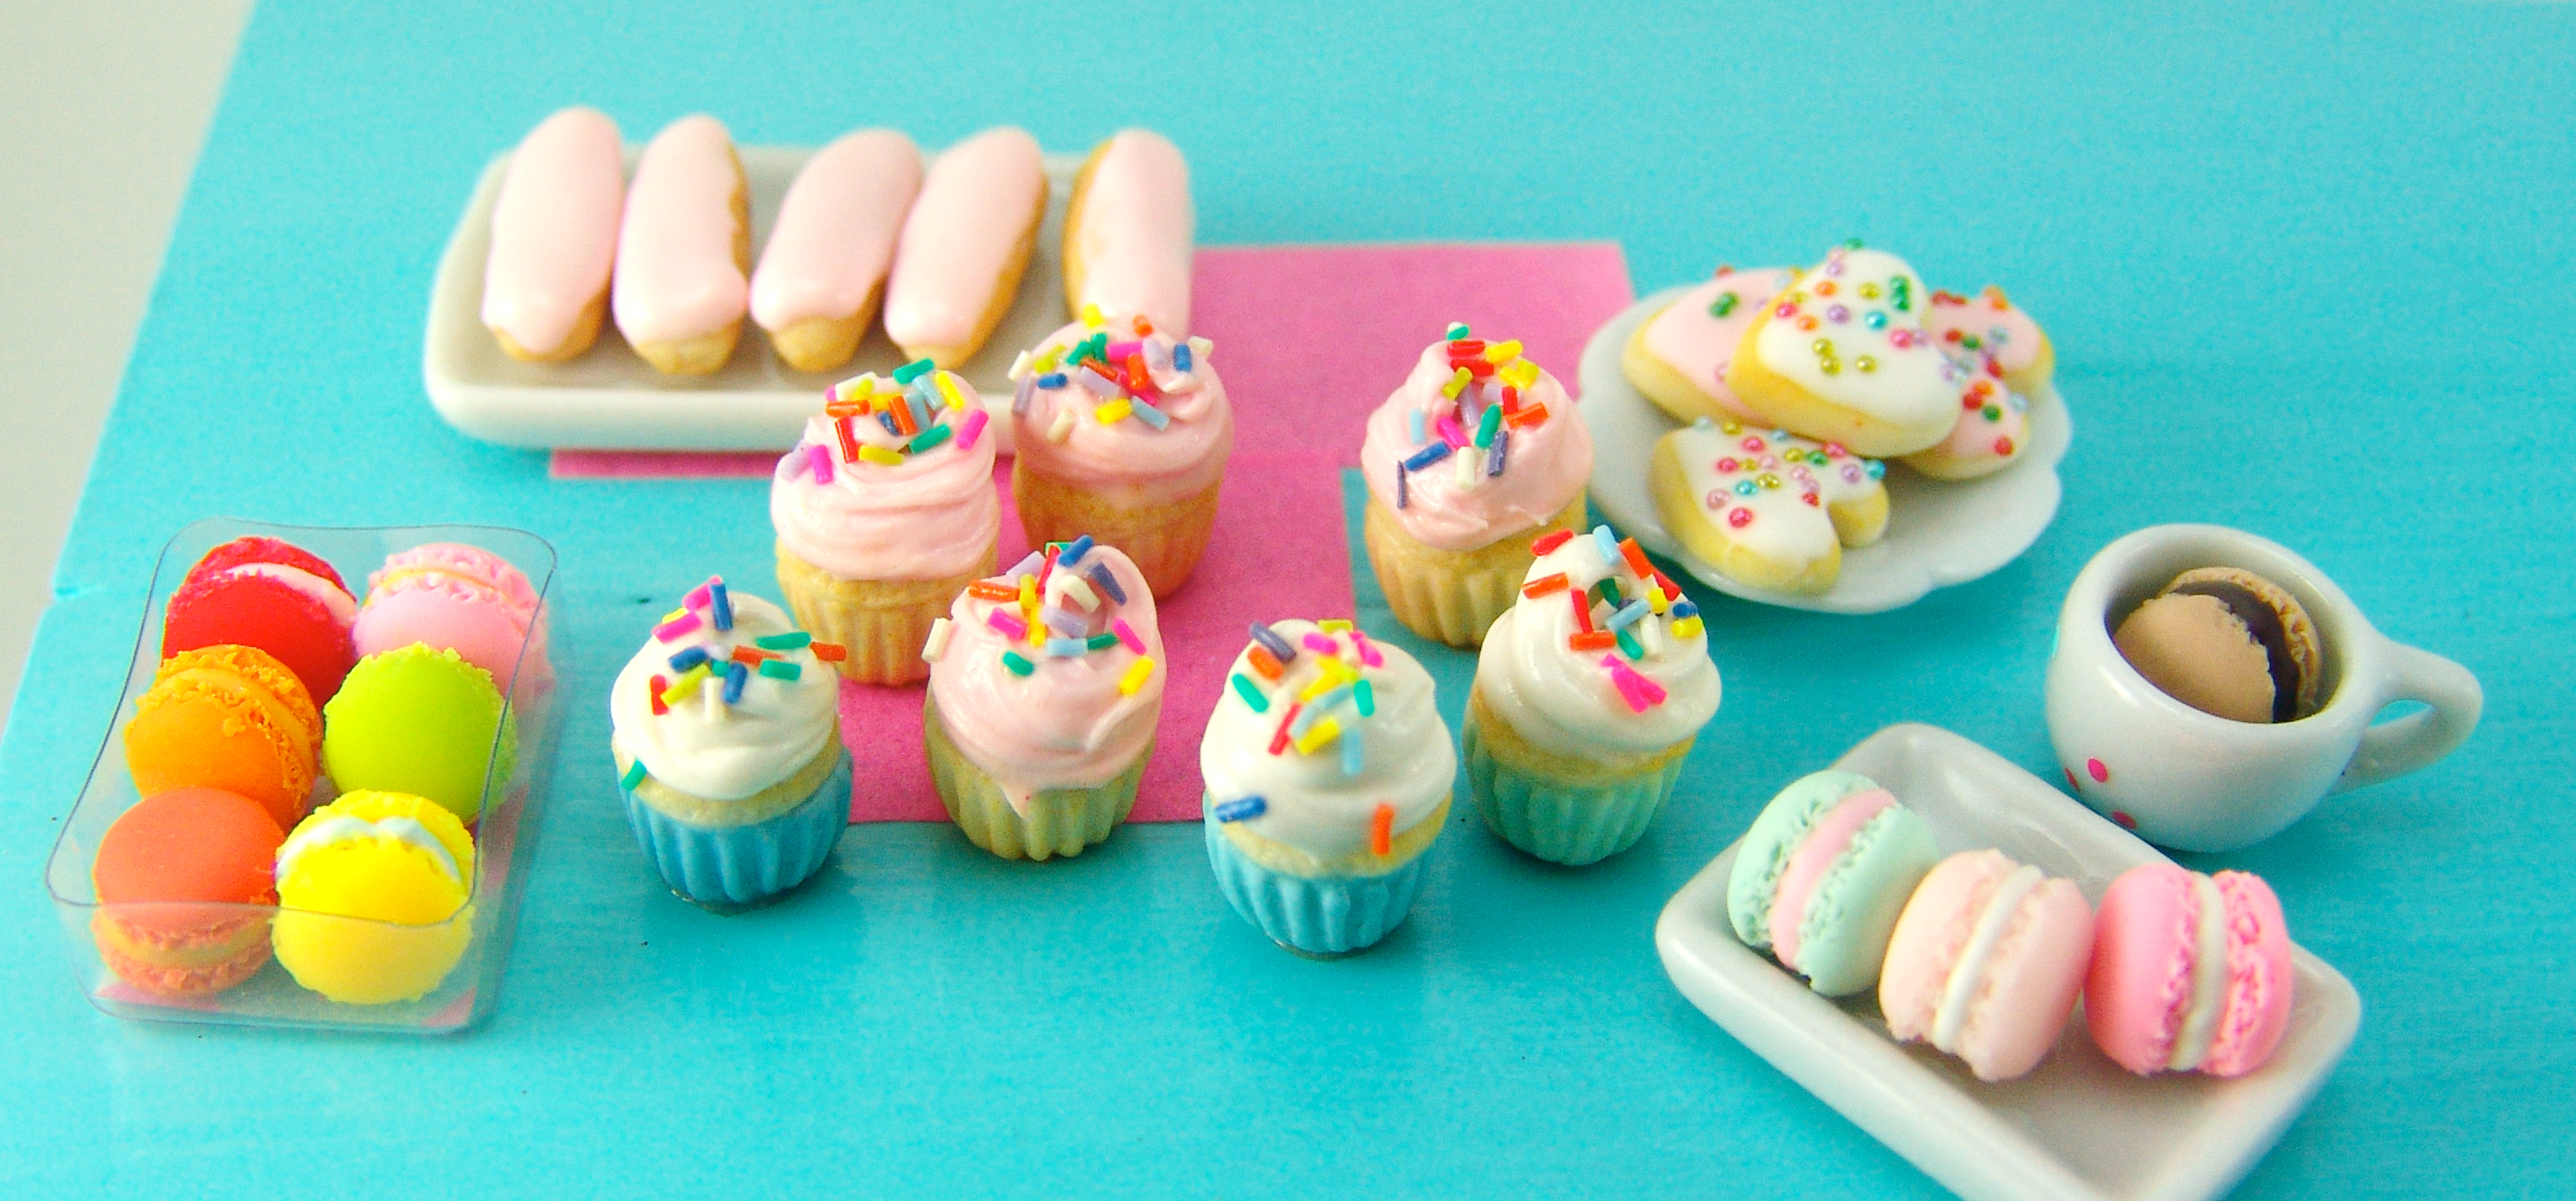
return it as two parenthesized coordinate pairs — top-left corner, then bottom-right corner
(1464, 703), (1686, 866)
(620, 752), (849, 911)
(1202, 798), (1433, 956)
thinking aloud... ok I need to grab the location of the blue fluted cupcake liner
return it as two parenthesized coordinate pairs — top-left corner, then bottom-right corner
(621, 752), (849, 910)
(1464, 701), (1687, 867)
(1202, 798), (1433, 956)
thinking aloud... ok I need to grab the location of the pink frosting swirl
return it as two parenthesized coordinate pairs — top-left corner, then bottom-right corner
(1359, 338), (1592, 551)
(1010, 320), (1232, 504)
(768, 371), (999, 581)
(927, 544), (1163, 805)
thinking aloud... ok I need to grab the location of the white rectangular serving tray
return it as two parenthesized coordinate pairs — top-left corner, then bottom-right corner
(423, 144), (1083, 452)
(1656, 723), (2359, 1201)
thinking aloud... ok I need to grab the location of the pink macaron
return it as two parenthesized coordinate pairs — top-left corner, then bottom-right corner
(1879, 850), (2096, 1082)
(350, 543), (549, 690)
(2084, 862), (2295, 1077)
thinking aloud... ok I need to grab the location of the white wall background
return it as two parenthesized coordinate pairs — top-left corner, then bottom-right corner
(0, 1), (255, 730)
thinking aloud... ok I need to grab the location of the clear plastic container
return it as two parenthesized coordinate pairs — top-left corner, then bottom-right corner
(43, 519), (561, 1034)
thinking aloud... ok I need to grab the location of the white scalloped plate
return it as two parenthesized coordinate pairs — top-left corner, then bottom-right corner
(423, 145), (1086, 452)
(1577, 287), (2072, 614)
(1655, 723), (2359, 1201)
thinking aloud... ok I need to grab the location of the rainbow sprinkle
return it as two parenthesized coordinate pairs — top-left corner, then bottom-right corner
(620, 760), (647, 790)
(646, 575), (834, 716)
(1214, 796), (1266, 822)
(951, 537), (1159, 697)
(1228, 621), (1387, 778)
(1392, 324), (1548, 508)
(1012, 318), (1212, 434)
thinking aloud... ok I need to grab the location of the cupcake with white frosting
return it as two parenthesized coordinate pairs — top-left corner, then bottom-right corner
(609, 577), (847, 909)
(1200, 619), (1456, 956)
(1464, 524), (1720, 864)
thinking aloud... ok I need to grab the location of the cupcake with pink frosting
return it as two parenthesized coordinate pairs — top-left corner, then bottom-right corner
(771, 361), (1001, 685)
(922, 538), (1162, 861)
(1006, 312), (1231, 598)
(1359, 324), (1593, 647)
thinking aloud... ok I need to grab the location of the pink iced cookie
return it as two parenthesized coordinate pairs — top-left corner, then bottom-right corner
(612, 114), (750, 375)
(1063, 129), (1193, 338)
(750, 129), (923, 373)
(1926, 285), (2053, 397)
(1898, 355), (2030, 481)
(1879, 850), (2096, 1082)
(2085, 863), (2295, 1077)
(1621, 266), (1796, 424)
(883, 126), (1047, 367)
(351, 543), (549, 693)
(481, 107), (624, 361)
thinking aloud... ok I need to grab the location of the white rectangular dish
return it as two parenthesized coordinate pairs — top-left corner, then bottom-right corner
(1655, 723), (2359, 1201)
(423, 145), (1081, 452)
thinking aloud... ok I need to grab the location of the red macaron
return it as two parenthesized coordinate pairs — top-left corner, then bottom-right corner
(161, 536), (359, 703)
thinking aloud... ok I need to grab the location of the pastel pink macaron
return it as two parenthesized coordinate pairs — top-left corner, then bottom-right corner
(1879, 850), (2096, 1082)
(2085, 862), (2295, 1077)
(350, 543), (549, 690)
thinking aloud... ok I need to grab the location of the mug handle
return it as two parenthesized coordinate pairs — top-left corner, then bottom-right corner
(2334, 640), (2482, 793)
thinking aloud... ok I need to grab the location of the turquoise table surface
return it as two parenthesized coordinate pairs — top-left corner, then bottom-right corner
(6, 3), (2572, 1197)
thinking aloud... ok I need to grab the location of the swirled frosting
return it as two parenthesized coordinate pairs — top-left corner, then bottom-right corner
(1359, 329), (1592, 551)
(770, 366), (1000, 581)
(925, 541), (1163, 809)
(1200, 619), (1456, 864)
(1475, 529), (1721, 757)
(610, 587), (838, 801)
(1007, 317), (1232, 505)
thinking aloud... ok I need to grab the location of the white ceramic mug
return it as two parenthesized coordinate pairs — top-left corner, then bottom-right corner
(2044, 524), (2480, 852)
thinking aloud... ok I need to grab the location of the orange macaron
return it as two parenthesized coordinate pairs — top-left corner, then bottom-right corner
(90, 787), (287, 996)
(123, 644), (323, 830)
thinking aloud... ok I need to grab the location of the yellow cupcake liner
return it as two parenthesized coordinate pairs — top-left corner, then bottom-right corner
(775, 540), (995, 685)
(1360, 489), (1588, 648)
(924, 692), (1145, 861)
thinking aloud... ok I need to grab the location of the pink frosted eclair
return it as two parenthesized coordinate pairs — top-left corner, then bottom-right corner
(1879, 850), (2097, 1082)
(1007, 313), (1232, 598)
(750, 129), (923, 373)
(771, 362), (1001, 685)
(1061, 129), (1192, 337)
(923, 540), (1162, 861)
(882, 126), (1046, 368)
(481, 107), (624, 362)
(1358, 324), (1594, 647)
(612, 114), (750, 376)
(1620, 266), (1795, 425)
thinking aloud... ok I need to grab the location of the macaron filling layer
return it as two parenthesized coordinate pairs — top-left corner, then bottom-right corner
(2167, 579), (2300, 722)
(1769, 788), (1896, 969)
(276, 814), (464, 888)
(223, 563), (358, 624)
(2168, 871), (2233, 1071)
(1932, 862), (2043, 1053)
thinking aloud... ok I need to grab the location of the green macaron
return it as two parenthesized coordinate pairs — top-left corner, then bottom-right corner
(1727, 769), (1940, 997)
(322, 643), (516, 823)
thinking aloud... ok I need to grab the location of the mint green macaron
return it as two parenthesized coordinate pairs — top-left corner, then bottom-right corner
(1726, 769), (1941, 997)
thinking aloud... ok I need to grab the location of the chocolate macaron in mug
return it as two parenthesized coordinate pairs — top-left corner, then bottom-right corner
(2045, 524), (2479, 851)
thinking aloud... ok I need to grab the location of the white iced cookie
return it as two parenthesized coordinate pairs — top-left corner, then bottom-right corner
(1620, 266), (1795, 425)
(1649, 417), (1888, 594)
(1726, 245), (1974, 456)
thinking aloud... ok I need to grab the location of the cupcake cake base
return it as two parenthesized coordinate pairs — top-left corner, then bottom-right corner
(1463, 686), (1692, 866)
(1202, 793), (1448, 956)
(618, 741), (849, 912)
(1009, 461), (1221, 599)
(925, 692), (1146, 861)
(775, 541), (996, 686)
(1361, 489), (1589, 648)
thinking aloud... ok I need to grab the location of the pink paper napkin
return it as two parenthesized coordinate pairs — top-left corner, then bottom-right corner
(551, 242), (1637, 821)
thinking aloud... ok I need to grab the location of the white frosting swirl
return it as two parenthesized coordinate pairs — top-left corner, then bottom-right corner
(1473, 535), (1720, 756)
(609, 593), (838, 801)
(1198, 620), (1456, 863)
